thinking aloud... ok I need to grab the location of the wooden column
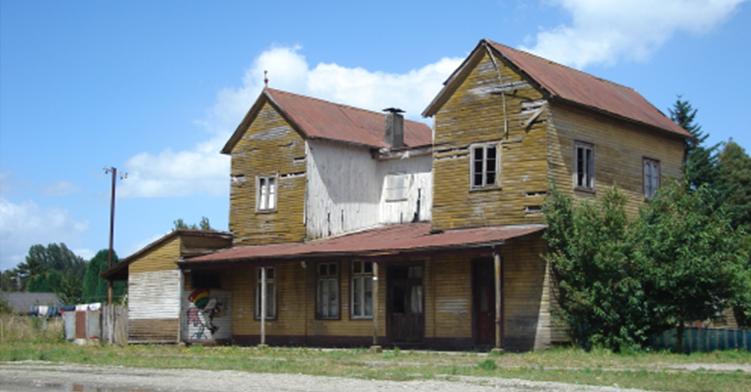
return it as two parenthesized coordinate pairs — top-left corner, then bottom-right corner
(260, 266), (267, 347)
(370, 261), (381, 351)
(493, 249), (503, 351)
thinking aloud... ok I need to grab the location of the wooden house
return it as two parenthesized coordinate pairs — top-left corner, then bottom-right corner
(105, 39), (689, 351)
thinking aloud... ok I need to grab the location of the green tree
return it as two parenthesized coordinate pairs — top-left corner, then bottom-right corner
(631, 182), (750, 351)
(82, 250), (126, 303)
(543, 186), (648, 351)
(669, 97), (718, 189)
(173, 216), (213, 231)
(16, 243), (87, 303)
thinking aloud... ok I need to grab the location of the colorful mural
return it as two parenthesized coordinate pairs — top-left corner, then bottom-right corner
(183, 289), (231, 341)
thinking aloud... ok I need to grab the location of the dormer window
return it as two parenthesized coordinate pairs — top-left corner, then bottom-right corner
(256, 175), (277, 212)
(470, 143), (499, 189)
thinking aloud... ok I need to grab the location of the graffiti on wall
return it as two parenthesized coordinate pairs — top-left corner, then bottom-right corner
(185, 289), (225, 340)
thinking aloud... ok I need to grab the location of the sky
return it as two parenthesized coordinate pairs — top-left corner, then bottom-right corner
(1, 0), (750, 270)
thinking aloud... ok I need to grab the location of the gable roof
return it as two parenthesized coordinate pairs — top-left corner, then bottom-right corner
(222, 88), (434, 153)
(423, 39), (690, 138)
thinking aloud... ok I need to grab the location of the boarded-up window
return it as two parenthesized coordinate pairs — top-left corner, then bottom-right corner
(316, 262), (339, 319)
(574, 141), (594, 190)
(643, 158), (661, 199)
(256, 176), (277, 211)
(470, 143), (499, 189)
(351, 261), (373, 319)
(255, 267), (276, 319)
(385, 173), (409, 202)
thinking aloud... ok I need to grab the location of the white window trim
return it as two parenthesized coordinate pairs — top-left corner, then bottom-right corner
(350, 261), (374, 320)
(255, 174), (278, 212)
(574, 141), (595, 191)
(469, 142), (500, 190)
(643, 157), (661, 200)
(254, 267), (277, 319)
(316, 262), (340, 320)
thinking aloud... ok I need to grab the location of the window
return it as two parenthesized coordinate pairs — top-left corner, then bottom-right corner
(643, 158), (661, 199)
(255, 267), (276, 319)
(256, 176), (277, 211)
(351, 261), (374, 319)
(316, 263), (339, 319)
(574, 142), (595, 190)
(385, 173), (409, 202)
(191, 272), (221, 289)
(470, 143), (498, 189)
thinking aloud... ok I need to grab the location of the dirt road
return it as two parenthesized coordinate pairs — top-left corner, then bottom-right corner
(0, 362), (645, 392)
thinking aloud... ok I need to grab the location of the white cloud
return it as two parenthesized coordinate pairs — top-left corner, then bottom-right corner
(521, 0), (745, 68)
(121, 45), (462, 198)
(0, 197), (89, 270)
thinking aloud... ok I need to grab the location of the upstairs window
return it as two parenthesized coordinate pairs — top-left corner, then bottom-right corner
(351, 261), (374, 319)
(574, 142), (595, 191)
(470, 143), (499, 189)
(256, 176), (277, 211)
(643, 158), (661, 199)
(385, 173), (409, 202)
(316, 262), (339, 319)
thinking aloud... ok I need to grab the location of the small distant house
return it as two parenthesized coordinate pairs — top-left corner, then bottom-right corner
(0, 291), (61, 315)
(105, 39), (689, 351)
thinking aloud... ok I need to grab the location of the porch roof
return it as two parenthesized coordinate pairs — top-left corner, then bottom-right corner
(182, 223), (546, 265)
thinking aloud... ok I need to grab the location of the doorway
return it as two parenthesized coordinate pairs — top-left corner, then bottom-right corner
(387, 264), (424, 343)
(472, 258), (495, 346)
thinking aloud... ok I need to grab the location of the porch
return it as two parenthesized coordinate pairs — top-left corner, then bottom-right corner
(180, 223), (562, 351)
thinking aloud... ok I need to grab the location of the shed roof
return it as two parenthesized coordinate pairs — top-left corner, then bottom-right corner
(222, 88), (434, 153)
(0, 292), (61, 313)
(424, 39), (689, 138)
(183, 223), (545, 265)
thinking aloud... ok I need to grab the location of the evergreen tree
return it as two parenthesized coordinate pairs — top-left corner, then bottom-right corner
(173, 216), (213, 231)
(669, 97), (718, 189)
(716, 140), (751, 229)
(82, 249), (125, 303)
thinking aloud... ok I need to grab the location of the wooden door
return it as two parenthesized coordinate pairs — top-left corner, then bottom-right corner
(387, 265), (424, 343)
(473, 259), (495, 346)
(75, 311), (86, 339)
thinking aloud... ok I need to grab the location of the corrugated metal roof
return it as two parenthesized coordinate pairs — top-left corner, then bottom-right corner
(223, 88), (433, 153)
(485, 40), (689, 138)
(183, 223), (546, 264)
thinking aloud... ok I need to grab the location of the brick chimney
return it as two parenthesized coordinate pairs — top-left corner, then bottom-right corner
(383, 108), (405, 148)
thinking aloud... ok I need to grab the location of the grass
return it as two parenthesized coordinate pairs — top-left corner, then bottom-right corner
(0, 314), (64, 344)
(1, 341), (750, 391)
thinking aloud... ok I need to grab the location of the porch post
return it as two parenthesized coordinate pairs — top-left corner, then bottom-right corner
(493, 248), (503, 352)
(370, 261), (381, 351)
(260, 266), (267, 347)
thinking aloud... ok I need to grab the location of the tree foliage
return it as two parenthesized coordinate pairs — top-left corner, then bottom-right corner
(173, 216), (212, 231)
(82, 250), (126, 303)
(670, 97), (718, 189)
(544, 183), (750, 351)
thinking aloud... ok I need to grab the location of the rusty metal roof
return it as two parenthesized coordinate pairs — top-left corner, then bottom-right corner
(222, 88), (433, 153)
(183, 223), (546, 264)
(424, 39), (689, 138)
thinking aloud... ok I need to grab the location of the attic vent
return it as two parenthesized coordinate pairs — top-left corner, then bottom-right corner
(383, 108), (405, 148)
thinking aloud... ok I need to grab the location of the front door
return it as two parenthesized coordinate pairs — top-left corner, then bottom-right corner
(387, 265), (424, 343)
(473, 259), (495, 346)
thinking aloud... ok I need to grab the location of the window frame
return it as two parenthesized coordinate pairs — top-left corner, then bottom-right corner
(469, 142), (500, 190)
(254, 266), (277, 320)
(350, 260), (374, 320)
(384, 172), (409, 202)
(573, 141), (595, 192)
(642, 157), (661, 200)
(255, 174), (278, 213)
(315, 262), (341, 320)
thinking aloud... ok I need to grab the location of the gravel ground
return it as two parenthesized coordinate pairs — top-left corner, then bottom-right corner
(0, 362), (646, 392)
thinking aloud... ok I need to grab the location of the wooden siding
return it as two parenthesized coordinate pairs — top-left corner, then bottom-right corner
(229, 101), (307, 245)
(129, 237), (181, 273)
(129, 318), (179, 342)
(221, 236), (563, 350)
(431, 51), (549, 231)
(547, 103), (685, 215)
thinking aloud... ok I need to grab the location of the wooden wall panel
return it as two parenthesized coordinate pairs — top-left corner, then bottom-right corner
(129, 237), (181, 273)
(128, 318), (179, 342)
(229, 102), (307, 245)
(431, 51), (549, 231)
(547, 103), (685, 215)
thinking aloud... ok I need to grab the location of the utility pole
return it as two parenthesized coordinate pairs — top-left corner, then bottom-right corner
(104, 167), (126, 306)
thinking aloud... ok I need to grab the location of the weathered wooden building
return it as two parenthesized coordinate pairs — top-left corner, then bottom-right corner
(105, 39), (689, 350)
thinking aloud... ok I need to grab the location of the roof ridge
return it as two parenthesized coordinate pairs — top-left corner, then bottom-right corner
(484, 39), (637, 92)
(265, 87), (428, 127)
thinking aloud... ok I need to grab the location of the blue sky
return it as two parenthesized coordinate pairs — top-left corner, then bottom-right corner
(1, 0), (749, 270)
